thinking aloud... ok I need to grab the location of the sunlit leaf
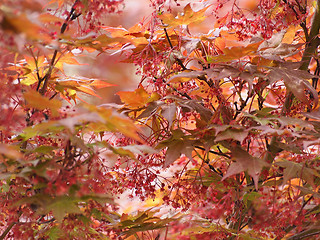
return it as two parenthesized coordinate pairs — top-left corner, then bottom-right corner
(76, 85), (101, 98)
(207, 42), (261, 63)
(38, 13), (64, 23)
(55, 76), (115, 98)
(117, 87), (150, 108)
(89, 80), (117, 89)
(0, 144), (23, 160)
(24, 90), (62, 117)
(1, 13), (49, 41)
(282, 25), (298, 44)
(84, 104), (142, 142)
(159, 3), (210, 27)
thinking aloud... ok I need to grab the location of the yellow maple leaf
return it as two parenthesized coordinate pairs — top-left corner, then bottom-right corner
(159, 3), (210, 27)
(24, 90), (62, 117)
(117, 87), (151, 108)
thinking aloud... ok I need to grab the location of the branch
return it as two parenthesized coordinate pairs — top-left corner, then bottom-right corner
(0, 222), (15, 240)
(194, 145), (229, 176)
(39, 0), (81, 95)
(299, 0), (320, 71)
(287, 229), (320, 240)
(163, 28), (187, 71)
(194, 146), (230, 159)
(280, 0), (320, 115)
(0, 212), (22, 240)
(154, 77), (192, 99)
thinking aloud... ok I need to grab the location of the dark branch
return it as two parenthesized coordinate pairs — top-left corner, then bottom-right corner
(163, 28), (187, 71)
(39, 0), (81, 95)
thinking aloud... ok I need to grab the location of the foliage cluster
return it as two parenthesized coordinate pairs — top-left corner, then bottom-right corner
(0, 0), (320, 239)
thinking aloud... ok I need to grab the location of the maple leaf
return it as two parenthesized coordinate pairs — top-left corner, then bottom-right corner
(303, 109), (320, 120)
(55, 76), (115, 99)
(117, 87), (160, 109)
(48, 197), (82, 222)
(84, 104), (143, 142)
(215, 126), (248, 143)
(157, 129), (194, 167)
(267, 68), (318, 108)
(136, 101), (161, 119)
(38, 13), (64, 24)
(178, 99), (213, 122)
(3, 0), (320, 238)
(24, 90), (62, 117)
(0, 144), (23, 160)
(207, 42), (262, 63)
(222, 146), (269, 189)
(64, 33), (126, 51)
(117, 87), (149, 108)
(275, 160), (320, 188)
(161, 103), (177, 128)
(159, 4), (210, 28)
(1, 12), (49, 41)
(164, 140), (194, 168)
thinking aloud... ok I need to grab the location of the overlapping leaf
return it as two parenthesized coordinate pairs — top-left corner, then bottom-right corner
(222, 146), (269, 189)
(267, 68), (318, 108)
(157, 129), (195, 167)
(55, 76), (116, 99)
(275, 159), (320, 187)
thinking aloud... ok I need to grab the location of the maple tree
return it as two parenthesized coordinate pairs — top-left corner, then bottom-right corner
(0, 0), (320, 239)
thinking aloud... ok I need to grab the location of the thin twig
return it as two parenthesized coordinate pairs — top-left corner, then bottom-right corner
(194, 145), (230, 159)
(163, 28), (187, 71)
(154, 77), (192, 99)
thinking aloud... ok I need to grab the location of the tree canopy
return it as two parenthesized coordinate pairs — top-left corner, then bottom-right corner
(0, 0), (320, 239)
